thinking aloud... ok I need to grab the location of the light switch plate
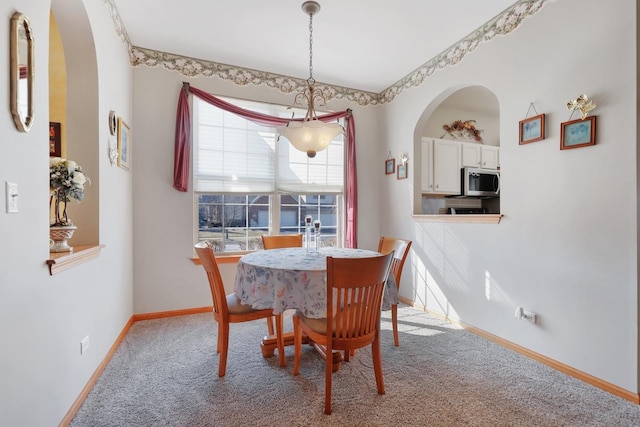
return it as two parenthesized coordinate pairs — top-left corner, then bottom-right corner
(5, 182), (18, 213)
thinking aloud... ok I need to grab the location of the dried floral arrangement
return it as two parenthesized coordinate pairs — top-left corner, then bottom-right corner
(442, 120), (483, 142)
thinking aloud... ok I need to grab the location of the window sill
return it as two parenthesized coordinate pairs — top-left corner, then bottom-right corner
(412, 214), (503, 224)
(46, 244), (105, 275)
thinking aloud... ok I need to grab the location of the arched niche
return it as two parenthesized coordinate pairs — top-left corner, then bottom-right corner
(50, 0), (100, 245)
(413, 85), (500, 215)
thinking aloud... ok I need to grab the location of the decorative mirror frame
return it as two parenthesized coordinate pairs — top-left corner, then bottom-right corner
(10, 12), (35, 133)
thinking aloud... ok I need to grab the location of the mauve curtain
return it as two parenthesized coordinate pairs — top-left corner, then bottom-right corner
(174, 83), (358, 248)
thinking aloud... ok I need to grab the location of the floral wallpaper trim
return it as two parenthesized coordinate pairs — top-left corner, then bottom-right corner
(102, 0), (132, 51)
(379, 0), (547, 103)
(130, 47), (380, 107)
(105, 0), (546, 107)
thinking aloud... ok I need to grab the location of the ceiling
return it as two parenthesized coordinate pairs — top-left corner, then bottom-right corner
(112, 0), (518, 93)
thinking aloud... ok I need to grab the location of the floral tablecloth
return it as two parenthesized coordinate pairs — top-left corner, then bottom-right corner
(234, 247), (398, 319)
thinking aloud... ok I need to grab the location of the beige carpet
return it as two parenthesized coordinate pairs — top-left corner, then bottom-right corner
(70, 306), (640, 426)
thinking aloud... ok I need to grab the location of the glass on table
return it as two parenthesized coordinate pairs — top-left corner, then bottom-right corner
(305, 215), (313, 252)
(313, 220), (321, 254)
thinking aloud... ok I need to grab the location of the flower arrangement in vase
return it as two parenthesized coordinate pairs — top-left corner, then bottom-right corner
(49, 157), (90, 252)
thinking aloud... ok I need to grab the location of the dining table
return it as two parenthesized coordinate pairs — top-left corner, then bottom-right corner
(233, 246), (398, 371)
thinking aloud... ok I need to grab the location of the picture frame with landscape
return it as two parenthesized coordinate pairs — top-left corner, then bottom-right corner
(560, 116), (596, 150)
(385, 158), (395, 175)
(519, 113), (545, 144)
(397, 163), (407, 180)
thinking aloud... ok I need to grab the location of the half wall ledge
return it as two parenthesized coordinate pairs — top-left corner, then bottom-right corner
(46, 244), (105, 275)
(412, 214), (503, 224)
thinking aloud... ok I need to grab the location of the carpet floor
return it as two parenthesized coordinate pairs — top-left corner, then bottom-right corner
(70, 306), (640, 426)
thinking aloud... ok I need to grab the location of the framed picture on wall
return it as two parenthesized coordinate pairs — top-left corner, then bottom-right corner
(49, 122), (61, 157)
(117, 118), (131, 170)
(560, 116), (596, 150)
(397, 163), (408, 180)
(385, 158), (395, 175)
(519, 113), (545, 145)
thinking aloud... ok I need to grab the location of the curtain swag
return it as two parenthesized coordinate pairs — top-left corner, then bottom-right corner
(174, 82), (358, 247)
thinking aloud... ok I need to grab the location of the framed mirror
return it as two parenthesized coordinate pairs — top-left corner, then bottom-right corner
(10, 12), (35, 133)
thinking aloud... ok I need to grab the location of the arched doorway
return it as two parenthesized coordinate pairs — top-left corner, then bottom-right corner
(50, 0), (100, 245)
(413, 85), (500, 215)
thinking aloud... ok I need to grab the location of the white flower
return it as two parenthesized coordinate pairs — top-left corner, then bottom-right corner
(71, 172), (86, 186)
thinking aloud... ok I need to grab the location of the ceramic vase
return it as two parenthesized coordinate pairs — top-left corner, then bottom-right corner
(49, 225), (77, 253)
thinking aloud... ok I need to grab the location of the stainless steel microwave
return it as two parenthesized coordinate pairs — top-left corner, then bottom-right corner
(461, 167), (500, 197)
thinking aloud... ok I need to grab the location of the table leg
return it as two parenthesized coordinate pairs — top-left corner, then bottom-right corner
(260, 333), (343, 372)
(260, 331), (296, 357)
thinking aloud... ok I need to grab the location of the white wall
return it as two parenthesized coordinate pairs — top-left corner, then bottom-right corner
(0, 0), (133, 425)
(382, 0), (638, 394)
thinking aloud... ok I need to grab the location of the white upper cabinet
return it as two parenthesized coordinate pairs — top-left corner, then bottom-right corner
(461, 143), (500, 170)
(422, 137), (461, 195)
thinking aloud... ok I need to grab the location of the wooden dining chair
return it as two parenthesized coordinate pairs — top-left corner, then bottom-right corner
(293, 252), (394, 415)
(261, 234), (303, 250)
(194, 242), (285, 376)
(378, 236), (412, 347)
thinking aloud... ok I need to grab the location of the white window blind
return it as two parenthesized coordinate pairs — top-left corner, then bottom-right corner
(277, 139), (344, 193)
(193, 98), (276, 193)
(193, 96), (344, 194)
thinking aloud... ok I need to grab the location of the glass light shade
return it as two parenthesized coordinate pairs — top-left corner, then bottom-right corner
(278, 120), (343, 158)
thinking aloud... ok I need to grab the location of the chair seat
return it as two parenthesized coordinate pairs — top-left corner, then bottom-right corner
(295, 310), (327, 334)
(295, 305), (364, 336)
(227, 293), (262, 314)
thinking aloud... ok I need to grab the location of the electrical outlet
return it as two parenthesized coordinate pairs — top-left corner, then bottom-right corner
(522, 310), (537, 324)
(80, 335), (90, 355)
(515, 307), (537, 324)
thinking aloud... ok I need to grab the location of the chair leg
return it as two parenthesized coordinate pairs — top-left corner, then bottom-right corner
(266, 316), (275, 336)
(392, 303), (399, 347)
(371, 334), (385, 395)
(216, 322), (223, 354)
(275, 313), (286, 367)
(293, 316), (301, 375)
(218, 322), (230, 377)
(324, 342), (333, 415)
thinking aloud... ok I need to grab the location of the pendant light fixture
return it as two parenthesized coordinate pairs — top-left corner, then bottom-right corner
(277, 1), (344, 158)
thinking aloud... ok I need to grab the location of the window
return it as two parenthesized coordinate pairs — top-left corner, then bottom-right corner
(193, 96), (344, 253)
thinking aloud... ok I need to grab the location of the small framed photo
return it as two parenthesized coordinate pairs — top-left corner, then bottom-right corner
(385, 158), (395, 175)
(397, 163), (408, 180)
(117, 118), (131, 170)
(561, 116), (596, 150)
(49, 122), (61, 157)
(519, 113), (545, 145)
